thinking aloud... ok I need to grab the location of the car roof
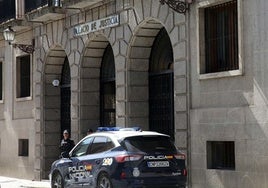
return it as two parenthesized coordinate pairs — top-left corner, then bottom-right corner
(85, 130), (169, 140)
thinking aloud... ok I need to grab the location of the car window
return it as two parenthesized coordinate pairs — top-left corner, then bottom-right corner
(121, 136), (177, 153)
(89, 136), (115, 154)
(71, 137), (93, 157)
(106, 137), (115, 150)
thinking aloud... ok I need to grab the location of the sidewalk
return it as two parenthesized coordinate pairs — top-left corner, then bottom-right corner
(0, 176), (50, 188)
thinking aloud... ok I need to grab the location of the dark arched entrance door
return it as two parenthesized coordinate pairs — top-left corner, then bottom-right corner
(100, 44), (115, 126)
(149, 28), (174, 141)
(61, 57), (71, 136)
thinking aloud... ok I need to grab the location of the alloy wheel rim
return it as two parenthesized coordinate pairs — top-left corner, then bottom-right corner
(53, 175), (62, 188)
(100, 177), (111, 188)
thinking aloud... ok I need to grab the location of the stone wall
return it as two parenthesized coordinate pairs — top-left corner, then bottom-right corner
(190, 0), (268, 187)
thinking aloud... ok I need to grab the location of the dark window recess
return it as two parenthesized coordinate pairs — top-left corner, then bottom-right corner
(61, 57), (71, 138)
(122, 136), (177, 153)
(18, 139), (29, 156)
(17, 55), (31, 98)
(207, 141), (235, 170)
(0, 0), (15, 23)
(0, 62), (2, 100)
(204, 0), (238, 73)
(149, 28), (174, 141)
(100, 44), (115, 127)
(25, 0), (48, 13)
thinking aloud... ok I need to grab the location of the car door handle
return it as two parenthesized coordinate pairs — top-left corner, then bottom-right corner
(95, 159), (101, 164)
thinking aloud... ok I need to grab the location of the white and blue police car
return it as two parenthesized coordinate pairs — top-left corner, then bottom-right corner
(50, 127), (187, 188)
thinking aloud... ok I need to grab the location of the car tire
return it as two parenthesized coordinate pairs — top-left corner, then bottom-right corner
(52, 172), (64, 188)
(97, 173), (113, 188)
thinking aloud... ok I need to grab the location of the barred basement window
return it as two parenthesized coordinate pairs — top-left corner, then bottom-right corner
(18, 139), (29, 156)
(204, 0), (238, 73)
(207, 141), (235, 170)
(16, 55), (31, 98)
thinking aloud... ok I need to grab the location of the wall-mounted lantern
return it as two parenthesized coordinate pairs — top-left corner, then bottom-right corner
(3, 26), (35, 54)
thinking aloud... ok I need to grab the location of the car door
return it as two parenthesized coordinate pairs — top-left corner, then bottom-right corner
(87, 136), (116, 184)
(69, 136), (115, 188)
(68, 136), (94, 188)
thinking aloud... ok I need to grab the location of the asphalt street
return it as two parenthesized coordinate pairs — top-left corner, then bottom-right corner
(0, 176), (50, 188)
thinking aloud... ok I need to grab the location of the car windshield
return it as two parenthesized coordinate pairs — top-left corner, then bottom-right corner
(121, 135), (177, 153)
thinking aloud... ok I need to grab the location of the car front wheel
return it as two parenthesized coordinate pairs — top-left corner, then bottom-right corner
(52, 172), (64, 188)
(97, 173), (113, 188)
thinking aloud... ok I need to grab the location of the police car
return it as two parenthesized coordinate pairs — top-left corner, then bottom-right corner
(50, 127), (187, 188)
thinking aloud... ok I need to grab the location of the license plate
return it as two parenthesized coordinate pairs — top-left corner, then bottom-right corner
(147, 161), (169, 167)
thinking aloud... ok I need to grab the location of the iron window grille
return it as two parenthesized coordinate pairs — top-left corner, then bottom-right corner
(100, 44), (116, 127)
(149, 28), (175, 141)
(204, 0), (238, 73)
(60, 57), (71, 137)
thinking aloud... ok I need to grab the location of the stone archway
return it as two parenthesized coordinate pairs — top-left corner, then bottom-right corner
(80, 35), (113, 135)
(127, 15), (188, 168)
(149, 27), (175, 140)
(128, 19), (168, 130)
(42, 47), (68, 178)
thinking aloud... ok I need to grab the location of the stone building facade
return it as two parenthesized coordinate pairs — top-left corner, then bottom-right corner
(1, 0), (268, 187)
(0, 0), (189, 182)
(190, 0), (268, 188)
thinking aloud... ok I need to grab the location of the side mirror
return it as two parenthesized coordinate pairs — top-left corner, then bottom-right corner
(61, 151), (70, 158)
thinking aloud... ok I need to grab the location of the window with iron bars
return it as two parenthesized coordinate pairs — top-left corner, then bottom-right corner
(204, 0), (238, 73)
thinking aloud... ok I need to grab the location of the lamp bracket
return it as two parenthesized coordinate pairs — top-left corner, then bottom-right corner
(13, 44), (34, 54)
(159, 0), (187, 14)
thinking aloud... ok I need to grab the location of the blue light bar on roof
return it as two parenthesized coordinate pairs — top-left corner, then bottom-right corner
(119, 127), (141, 131)
(97, 126), (141, 132)
(97, 127), (121, 131)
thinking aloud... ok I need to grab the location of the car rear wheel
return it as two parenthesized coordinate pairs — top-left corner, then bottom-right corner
(97, 173), (113, 188)
(52, 172), (64, 188)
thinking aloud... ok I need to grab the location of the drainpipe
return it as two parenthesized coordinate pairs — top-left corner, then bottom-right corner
(186, 2), (193, 188)
(16, 0), (24, 19)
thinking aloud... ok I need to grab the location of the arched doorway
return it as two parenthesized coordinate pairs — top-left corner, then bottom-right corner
(61, 57), (71, 136)
(80, 36), (115, 133)
(149, 28), (174, 140)
(42, 48), (69, 178)
(100, 44), (116, 126)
